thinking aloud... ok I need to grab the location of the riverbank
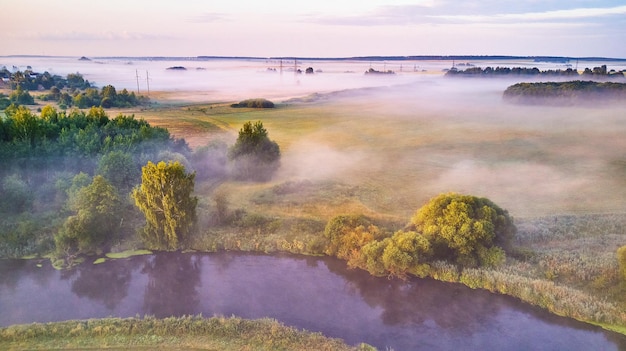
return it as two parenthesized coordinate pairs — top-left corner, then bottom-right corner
(0, 315), (374, 351)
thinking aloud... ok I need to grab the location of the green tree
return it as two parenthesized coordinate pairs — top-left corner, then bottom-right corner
(9, 86), (35, 105)
(132, 161), (198, 250)
(228, 121), (280, 181)
(410, 193), (515, 267)
(97, 151), (138, 193)
(55, 175), (121, 256)
(9, 105), (40, 147)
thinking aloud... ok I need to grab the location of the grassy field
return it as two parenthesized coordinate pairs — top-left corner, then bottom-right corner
(125, 81), (626, 332)
(133, 81), (626, 219)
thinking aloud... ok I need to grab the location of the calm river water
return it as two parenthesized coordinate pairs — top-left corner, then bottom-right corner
(1, 252), (624, 350)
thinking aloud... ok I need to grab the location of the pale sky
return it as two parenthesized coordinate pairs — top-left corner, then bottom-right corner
(2, 0), (625, 58)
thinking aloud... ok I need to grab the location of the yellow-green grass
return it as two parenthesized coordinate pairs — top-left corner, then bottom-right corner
(0, 316), (374, 351)
(132, 89), (626, 219)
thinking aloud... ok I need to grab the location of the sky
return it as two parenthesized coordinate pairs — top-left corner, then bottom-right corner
(2, 0), (626, 58)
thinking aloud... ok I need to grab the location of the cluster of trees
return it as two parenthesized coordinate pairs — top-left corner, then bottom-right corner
(230, 99), (275, 108)
(0, 106), (174, 159)
(0, 108), (283, 259)
(0, 69), (146, 109)
(0, 68), (92, 91)
(325, 193), (516, 278)
(58, 85), (145, 109)
(0, 106), (189, 258)
(364, 68), (395, 75)
(503, 81), (626, 105)
(446, 65), (624, 78)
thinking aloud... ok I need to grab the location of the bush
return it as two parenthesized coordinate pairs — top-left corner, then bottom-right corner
(1, 174), (33, 213)
(324, 214), (373, 256)
(410, 193), (515, 267)
(231, 99), (275, 108)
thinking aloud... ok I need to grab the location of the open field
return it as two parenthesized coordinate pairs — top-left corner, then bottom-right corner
(131, 80), (626, 219)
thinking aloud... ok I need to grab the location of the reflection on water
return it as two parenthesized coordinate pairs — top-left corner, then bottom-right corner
(141, 254), (201, 317)
(0, 253), (624, 351)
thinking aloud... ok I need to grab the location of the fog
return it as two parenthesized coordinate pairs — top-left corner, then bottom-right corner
(3, 56), (626, 217)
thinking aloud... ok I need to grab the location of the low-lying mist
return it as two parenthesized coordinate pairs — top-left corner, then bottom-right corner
(5, 56), (625, 218)
(268, 75), (626, 218)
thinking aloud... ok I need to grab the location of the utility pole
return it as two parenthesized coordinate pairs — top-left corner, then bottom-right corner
(146, 70), (150, 96)
(135, 69), (140, 94)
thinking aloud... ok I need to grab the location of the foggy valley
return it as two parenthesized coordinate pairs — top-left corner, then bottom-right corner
(1, 55), (626, 350)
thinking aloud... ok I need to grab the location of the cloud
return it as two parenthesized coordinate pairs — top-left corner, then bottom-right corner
(19, 31), (172, 41)
(432, 5), (626, 23)
(188, 12), (230, 23)
(302, 3), (626, 27)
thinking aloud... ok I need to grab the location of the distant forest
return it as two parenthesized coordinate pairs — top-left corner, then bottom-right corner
(446, 65), (625, 78)
(503, 80), (626, 105)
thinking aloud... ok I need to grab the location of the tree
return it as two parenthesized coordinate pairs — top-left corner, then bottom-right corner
(9, 105), (40, 147)
(228, 121), (280, 181)
(97, 151), (138, 193)
(132, 161), (197, 250)
(55, 175), (121, 256)
(9, 86), (35, 105)
(410, 193), (515, 267)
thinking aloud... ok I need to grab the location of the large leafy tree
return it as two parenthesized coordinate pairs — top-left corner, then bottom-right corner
(55, 175), (121, 256)
(228, 121), (280, 181)
(97, 150), (138, 193)
(410, 193), (515, 267)
(132, 161), (197, 250)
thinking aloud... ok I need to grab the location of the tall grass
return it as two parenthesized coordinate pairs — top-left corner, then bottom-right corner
(0, 315), (376, 351)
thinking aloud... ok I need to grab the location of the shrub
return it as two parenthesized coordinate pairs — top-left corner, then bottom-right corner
(1, 174), (33, 213)
(324, 214), (373, 256)
(410, 193), (515, 267)
(231, 99), (275, 108)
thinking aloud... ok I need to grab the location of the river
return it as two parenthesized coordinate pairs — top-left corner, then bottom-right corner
(1, 252), (624, 350)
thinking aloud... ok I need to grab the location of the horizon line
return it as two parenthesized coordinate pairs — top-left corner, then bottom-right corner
(2, 54), (626, 62)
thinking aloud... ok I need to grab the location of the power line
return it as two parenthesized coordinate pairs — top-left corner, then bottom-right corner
(135, 69), (140, 94)
(146, 70), (150, 96)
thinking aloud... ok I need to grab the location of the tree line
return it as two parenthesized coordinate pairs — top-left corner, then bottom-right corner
(446, 65), (625, 78)
(503, 80), (626, 105)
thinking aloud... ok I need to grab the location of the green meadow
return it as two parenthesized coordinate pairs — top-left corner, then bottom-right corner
(129, 82), (626, 331)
